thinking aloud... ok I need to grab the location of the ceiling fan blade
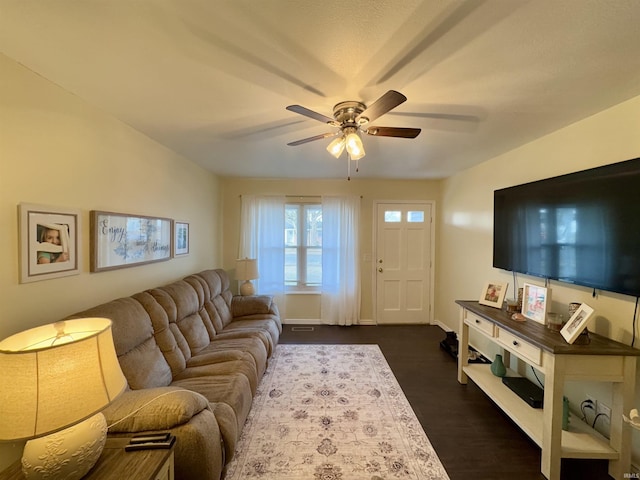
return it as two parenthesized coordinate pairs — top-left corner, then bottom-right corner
(357, 90), (407, 124)
(365, 126), (421, 139)
(286, 105), (337, 125)
(287, 132), (339, 146)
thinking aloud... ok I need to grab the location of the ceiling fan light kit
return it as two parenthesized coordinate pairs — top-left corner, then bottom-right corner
(286, 90), (421, 178)
(345, 129), (365, 160)
(326, 136), (345, 158)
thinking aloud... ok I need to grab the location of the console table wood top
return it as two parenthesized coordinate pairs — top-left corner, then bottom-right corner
(456, 300), (640, 357)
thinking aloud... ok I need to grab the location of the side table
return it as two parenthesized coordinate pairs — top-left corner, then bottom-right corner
(0, 437), (174, 480)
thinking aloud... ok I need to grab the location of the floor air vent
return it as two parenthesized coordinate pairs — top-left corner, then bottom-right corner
(291, 326), (315, 332)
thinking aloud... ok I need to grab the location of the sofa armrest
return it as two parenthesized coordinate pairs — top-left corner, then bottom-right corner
(231, 295), (276, 318)
(105, 386), (210, 433)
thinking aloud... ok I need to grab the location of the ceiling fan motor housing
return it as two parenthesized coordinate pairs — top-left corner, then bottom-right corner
(333, 101), (368, 129)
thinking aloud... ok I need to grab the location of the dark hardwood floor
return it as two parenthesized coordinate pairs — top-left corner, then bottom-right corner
(279, 324), (612, 480)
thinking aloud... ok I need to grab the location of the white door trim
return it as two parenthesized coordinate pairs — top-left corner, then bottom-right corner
(372, 199), (436, 325)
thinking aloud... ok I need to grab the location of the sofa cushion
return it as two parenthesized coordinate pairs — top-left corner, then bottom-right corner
(231, 295), (274, 317)
(196, 335), (268, 379)
(176, 352), (259, 394)
(66, 297), (173, 389)
(221, 319), (280, 356)
(104, 386), (210, 432)
(171, 373), (253, 435)
(150, 283), (212, 353)
(133, 291), (188, 377)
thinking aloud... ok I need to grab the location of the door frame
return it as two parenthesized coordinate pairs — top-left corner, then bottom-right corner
(372, 199), (436, 325)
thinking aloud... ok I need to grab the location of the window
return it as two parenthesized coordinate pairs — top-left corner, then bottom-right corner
(285, 203), (322, 290)
(407, 210), (425, 222)
(384, 211), (401, 222)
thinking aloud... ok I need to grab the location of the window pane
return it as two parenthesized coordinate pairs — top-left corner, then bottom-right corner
(407, 211), (424, 222)
(305, 206), (323, 247)
(306, 247), (322, 285)
(284, 247), (297, 285)
(285, 205), (299, 246)
(384, 211), (401, 222)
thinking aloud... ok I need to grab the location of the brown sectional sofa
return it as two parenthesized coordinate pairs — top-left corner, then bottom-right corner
(66, 269), (281, 480)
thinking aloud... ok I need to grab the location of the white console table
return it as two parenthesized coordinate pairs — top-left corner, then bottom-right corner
(456, 300), (639, 480)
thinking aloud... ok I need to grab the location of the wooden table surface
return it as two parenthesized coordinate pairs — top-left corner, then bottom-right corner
(0, 437), (174, 480)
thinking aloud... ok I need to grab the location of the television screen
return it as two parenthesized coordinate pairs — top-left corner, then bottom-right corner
(493, 157), (640, 297)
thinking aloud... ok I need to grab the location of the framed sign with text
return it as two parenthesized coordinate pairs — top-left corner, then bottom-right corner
(90, 210), (172, 272)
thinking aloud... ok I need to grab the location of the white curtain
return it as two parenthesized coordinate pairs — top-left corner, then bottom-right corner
(239, 195), (286, 317)
(321, 195), (360, 325)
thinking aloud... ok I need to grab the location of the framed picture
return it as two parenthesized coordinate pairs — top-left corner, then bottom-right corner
(90, 211), (172, 272)
(18, 203), (81, 283)
(173, 221), (189, 256)
(521, 283), (551, 324)
(479, 282), (508, 309)
(561, 303), (595, 344)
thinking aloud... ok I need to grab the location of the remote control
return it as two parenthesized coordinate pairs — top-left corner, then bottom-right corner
(130, 433), (171, 444)
(125, 436), (175, 451)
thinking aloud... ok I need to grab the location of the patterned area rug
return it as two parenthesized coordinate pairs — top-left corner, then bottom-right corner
(224, 344), (450, 479)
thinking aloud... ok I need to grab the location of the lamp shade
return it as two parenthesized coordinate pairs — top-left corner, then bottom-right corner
(236, 258), (259, 281)
(0, 318), (127, 441)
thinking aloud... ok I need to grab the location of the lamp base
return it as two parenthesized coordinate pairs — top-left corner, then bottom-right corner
(22, 413), (107, 480)
(240, 280), (255, 296)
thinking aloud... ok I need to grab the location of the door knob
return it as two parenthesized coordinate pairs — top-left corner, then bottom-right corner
(378, 267), (383, 273)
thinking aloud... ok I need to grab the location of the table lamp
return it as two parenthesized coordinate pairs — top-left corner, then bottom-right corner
(236, 258), (259, 296)
(0, 318), (127, 480)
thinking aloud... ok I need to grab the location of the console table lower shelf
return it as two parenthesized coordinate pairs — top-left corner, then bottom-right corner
(464, 364), (617, 459)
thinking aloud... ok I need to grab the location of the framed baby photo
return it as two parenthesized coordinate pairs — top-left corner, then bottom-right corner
(561, 303), (594, 344)
(479, 282), (508, 309)
(19, 203), (82, 283)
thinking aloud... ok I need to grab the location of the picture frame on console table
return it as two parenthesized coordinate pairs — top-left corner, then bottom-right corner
(561, 303), (594, 344)
(479, 282), (508, 309)
(18, 203), (82, 283)
(90, 210), (172, 272)
(521, 283), (550, 324)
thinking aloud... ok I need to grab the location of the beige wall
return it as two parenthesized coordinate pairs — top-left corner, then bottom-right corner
(220, 178), (441, 321)
(0, 54), (221, 467)
(437, 94), (640, 457)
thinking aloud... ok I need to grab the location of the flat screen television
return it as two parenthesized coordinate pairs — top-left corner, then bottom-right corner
(493, 157), (640, 298)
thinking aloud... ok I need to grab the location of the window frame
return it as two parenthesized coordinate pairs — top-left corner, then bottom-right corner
(285, 200), (322, 293)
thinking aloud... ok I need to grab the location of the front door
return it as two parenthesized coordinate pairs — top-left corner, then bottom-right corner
(375, 202), (433, 324)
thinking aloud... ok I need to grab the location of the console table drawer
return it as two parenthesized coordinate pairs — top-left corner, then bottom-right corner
(496, 327), (542, 365)
(464, 311), (495, 337)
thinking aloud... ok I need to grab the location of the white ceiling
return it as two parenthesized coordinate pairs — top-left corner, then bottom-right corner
(2, 0), (640, 179)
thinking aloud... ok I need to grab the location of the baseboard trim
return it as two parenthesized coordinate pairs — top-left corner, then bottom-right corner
(283, 319), (320, 325)
(283, 318), (377, 326)
(432, 320), (453, 332)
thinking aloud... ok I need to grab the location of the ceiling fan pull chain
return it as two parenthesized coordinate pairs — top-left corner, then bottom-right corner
(347, 152), (351, 181)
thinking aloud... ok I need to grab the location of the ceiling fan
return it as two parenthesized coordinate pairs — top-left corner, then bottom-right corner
(285, 90), (421, 177)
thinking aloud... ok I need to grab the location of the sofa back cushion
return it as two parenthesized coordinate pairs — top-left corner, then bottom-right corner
(66, 297), (172, 390)
(132, 291), (187, 377)
(151, 279), (222, 358)
(195, 269), (234, 328)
